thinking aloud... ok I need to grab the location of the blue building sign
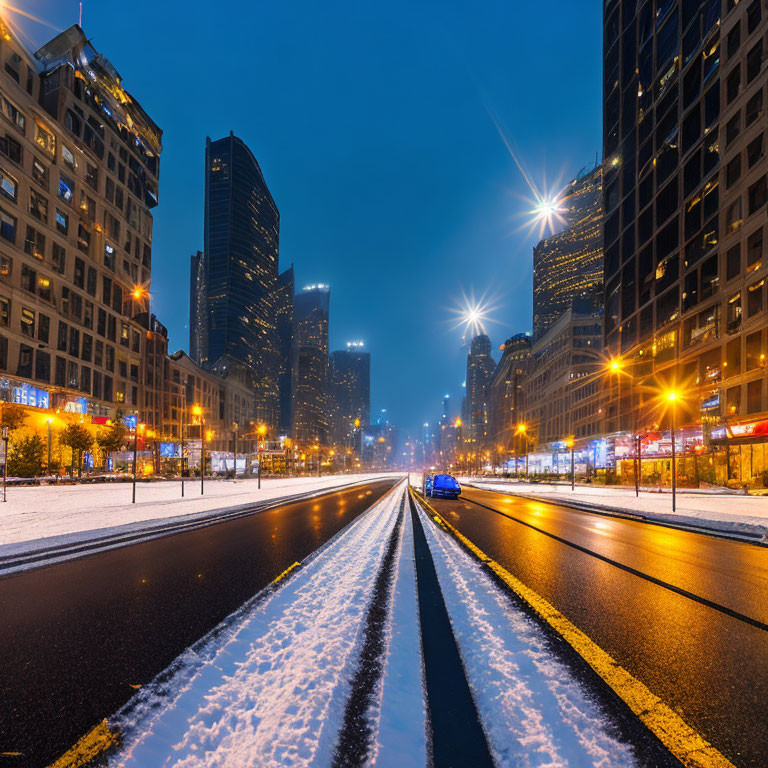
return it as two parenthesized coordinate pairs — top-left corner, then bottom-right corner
(12, 383), (50, 409)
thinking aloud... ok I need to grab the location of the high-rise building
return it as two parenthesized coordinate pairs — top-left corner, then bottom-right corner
(533, 164), (604, 340)
(0, 23), (162, 422)
(202, 132), (280, 427)
(189, 250), (207, 365)
(464, 334), (496, 445)
(275, 265), (294, 436)
(329, 342), (370, 446)
(488, 333), (532, 455)
(291, 284), (330, 445)
(602, 0), (768, 485)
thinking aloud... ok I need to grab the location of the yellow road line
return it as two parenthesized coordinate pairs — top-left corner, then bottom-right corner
(45, 719), (118, 768)
(272, 560), (302, 584)
(411, 489), (737, 768)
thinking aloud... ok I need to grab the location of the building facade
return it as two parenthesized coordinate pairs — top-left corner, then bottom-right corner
(0, 23), (162, 423)
(275, 265), (294, 436)
(463, 334), (496, 446)
(533, 164), (604, 340)
(329, 342), (370, 446)
(202, 132), (280, 428)
(487, 333), (532, 461)
(603, 0), (768, 486)
(291, 284), (330, 445)
(189, 249), (207, 365)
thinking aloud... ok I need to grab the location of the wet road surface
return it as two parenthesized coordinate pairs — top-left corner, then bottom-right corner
(0, 478), (396, 768)
(431, 485), (768, 768)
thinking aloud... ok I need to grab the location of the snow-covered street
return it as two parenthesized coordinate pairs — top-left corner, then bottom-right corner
(0, 473), (394, 555)
(101, 480), (648, 768)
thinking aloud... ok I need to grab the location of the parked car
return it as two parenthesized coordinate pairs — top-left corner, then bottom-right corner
(425, 473), (461, 499)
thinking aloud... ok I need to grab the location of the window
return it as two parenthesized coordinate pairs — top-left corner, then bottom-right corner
(55, 356), (66, 387)
(0, 295), (8, 326)
(77, 223), (90, 254)
(58, 173), (74, 203)
(726, 385), (741, 415)
(24, 226), (45, 259)
(726, 66), (741, 104)
(726, 154), (742, 187)
(32, 158), (48, 187)
(102, 276), (112, 306)
(0, 95), (25, 132)
(748, 379), (763, 414)
(0, 134), (22, 164)
(83, 300), (93, 329)
(86, 266), (96, 296)
(726, 113), (740, 146)
(17, 344), (33, 378)
(746, 41), (763, 83)
(0, 205), (15, 242)
(727, 291), (743, 333)
(0, 166), (17, 201)
(104, 242), (115, 270)
(68, 327), (80, 357)
(55, 209), (68, 235)
(38, 313), (49, 343)
(746, 89), (763, 126)
(35, 351), (50, 383)
(73, 257), (85, 289)
(62, 145), (77, 169)
(747, 279), (764, 316)
(0, 253), (10, 278)
(4, 55), (19, 84)
(748, 228), (764, 267)
(747, 0), (762, 33)
(727, 23), (741, 60)
(748, 176), (767, 215)
(28, 189), (48, 221)
(85, 163), (98, 190)
(748, 134), (764, 168)
(726, 197), (743, 232)
(746, 331), (764, 370)
(727, 244), (741, 280)
(20, 306), (34, 337)
(37, 275), (51, 302)
(34, 122), (55, 156)
(21, 264), (35, 292)
(82, 334), (92, 362)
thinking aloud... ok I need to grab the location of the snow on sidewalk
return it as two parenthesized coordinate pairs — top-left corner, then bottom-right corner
(0, 473), (394, 553)
(463, 478), (768, 536)
(417, 501), (638, 768)
(108, 482), (406, 768)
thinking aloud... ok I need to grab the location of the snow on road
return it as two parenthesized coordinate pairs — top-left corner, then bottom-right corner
(0, 473), (395, 554)
(109, 482), (406, 768)
(463, 478), (768, 536)
(417, 501), (638, 768)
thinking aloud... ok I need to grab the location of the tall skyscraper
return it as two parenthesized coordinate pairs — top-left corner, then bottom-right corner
(488, 333), (532, 451)
(189, 250), (207, 365)
(291, 284), (330, 444)
(465, 334), (496, 445)
(203, 132), (280, 426)
(329, 342), (371, 445)
(275, 265), (294, 435)
(602, 0), (768, 456)
(533, 164), (604, 340)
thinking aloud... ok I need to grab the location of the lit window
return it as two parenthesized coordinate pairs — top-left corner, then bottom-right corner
(32, 158), (48, 187)
(56, 209), (68, 235)
(0, 205), (15, 242)
(0, 295), (8, 326)
(62, 145), (77, 169)
(0, 165), (17, 200)
(0, 96), (25, 132)
(34, 122), (55, 156)
(20, 306), (34, 337)
(58, 173), (74, 203)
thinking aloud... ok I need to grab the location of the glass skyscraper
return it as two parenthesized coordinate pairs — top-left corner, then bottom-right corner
(330, 343), (371, 445)
(202, 133), (280, 427)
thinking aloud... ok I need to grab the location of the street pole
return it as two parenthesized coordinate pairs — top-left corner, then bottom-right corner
(2, 425), (8, 503)
(47, 420), (52, 472)
(258, 454), (261, 489)
(201, 417), (205, 495)
(670, 409), (677, 513)
(132, 425), (138, 504)
(635, 433), (641, 497)
(181, 407), (185, 498)
(571, 445), (575, 491)
(233, 424), (238, 481)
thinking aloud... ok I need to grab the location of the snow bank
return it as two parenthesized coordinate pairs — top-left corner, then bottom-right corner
(418, 502), (638, 768)
(463, 479), (768, 537)
(0, 473), (396, 552)
(109, 482), (405, 768)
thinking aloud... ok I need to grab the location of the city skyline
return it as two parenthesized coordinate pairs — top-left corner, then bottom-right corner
(11, 0), (602, 433)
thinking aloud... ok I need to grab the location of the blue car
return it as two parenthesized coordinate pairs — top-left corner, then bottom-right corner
(426, 473), (461, 499)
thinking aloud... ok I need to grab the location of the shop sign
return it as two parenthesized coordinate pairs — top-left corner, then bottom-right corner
(160, 442), (181, 458)
(701, 394), (720, 410)
(62, 397), (88, 414)
(12, 383), (50, 409)
(123, 415), (138, 430)
(726, 420), (768, 439)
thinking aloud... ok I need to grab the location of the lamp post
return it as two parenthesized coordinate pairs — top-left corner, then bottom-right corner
(191, 405), (204, 495)
(132, 421), (144, 504)
(256, 424), (267, 488)
(667, 390), (679, 513)
(607, 358), (640, 496)
(180, 396), (186, 498)
(565, 436), (575, 491)
(46, 417), (53, 472)
(2, 425), (8, 503)
(232, 421), (239, 480)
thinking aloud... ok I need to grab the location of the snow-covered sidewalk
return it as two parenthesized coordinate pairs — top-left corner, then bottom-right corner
(462, 478), (768, 537)
(0, 473), (394, 553)
(98, 481), (649, 768)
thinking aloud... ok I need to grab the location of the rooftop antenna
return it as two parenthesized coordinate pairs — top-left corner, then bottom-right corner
(79, 3), (83, 26)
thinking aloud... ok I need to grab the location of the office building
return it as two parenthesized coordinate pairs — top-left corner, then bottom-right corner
(202, 132), (280, 427)
(533, 164), (604, 340)
(329, 341), (370, 446)
(291, 284), (330, 445)
(189, 250), (207, 365)
(464, 334), (496, 446)
(0, 22), (162, 421)
(603, 0), (768, 485)
(275, 265), (294, 436)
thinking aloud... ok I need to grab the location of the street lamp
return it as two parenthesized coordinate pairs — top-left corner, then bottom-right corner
(515, 423), (528, 478)
(46, 417), (54, 472)
(1, 425), (8, 503)
(666, 390), (680, 513)
(232, 421), (239, 480)
(257, 423), (267, 488)
(606, 357), (640, 497)
(565, 436), (575, 491)
(132, 421), (145, 504)
(192, 405), (204, 495)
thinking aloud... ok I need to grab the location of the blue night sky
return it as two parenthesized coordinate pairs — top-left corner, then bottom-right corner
(21, 0), (602, 435)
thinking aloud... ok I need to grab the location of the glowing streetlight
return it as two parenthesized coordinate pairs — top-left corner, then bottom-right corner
(191, 405), (206, 495)
(564, 436), (575, 491)
(664, 389), (682, 513)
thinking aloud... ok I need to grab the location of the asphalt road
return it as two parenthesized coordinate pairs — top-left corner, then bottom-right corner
(0, 478), (396, 768)
(431, 486), (768, 768)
